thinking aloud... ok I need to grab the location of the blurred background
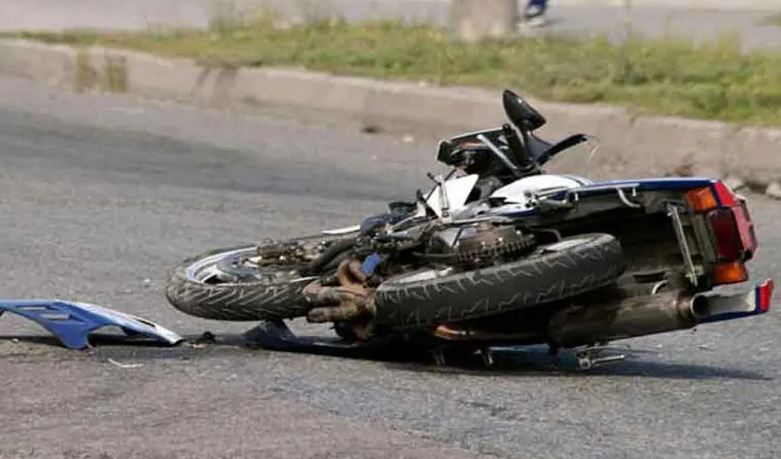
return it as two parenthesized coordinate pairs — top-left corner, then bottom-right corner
(4, 0), (781, 51)
(5, 0), (781, 122)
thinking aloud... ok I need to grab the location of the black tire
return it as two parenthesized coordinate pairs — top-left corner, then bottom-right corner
(374, 233), (626, 328)
(165, 246), (312, 321)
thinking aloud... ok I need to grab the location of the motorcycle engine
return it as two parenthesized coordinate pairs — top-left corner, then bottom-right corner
(429, 223), (536, 266)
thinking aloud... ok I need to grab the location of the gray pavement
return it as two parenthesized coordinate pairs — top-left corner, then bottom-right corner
(1, 76), (781, 458)
(2, 0), (781, 52)
(548, 5), (781, 52)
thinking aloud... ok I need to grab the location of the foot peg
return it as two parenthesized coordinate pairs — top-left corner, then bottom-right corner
(575, 348), (626, 370)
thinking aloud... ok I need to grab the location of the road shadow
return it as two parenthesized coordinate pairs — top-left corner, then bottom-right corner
(381, 349), (773, 382)
(1, 332), (771, 381)
(235, 327), (774, 382)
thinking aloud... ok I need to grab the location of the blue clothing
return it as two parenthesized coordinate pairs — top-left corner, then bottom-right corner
(527, 0), (547, 7)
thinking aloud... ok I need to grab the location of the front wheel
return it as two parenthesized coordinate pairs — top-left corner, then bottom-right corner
(165, 245), (316, 321)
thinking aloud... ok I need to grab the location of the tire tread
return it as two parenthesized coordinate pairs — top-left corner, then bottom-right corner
(374, 233), (625, 328)
(165, 247), (309, 321)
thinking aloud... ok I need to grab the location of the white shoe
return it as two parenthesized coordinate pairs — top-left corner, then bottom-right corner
(520, 6), (548, 28)
(518, 16), (547, 31)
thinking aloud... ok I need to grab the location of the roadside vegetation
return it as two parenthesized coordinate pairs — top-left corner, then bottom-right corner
(764, 13), (781, 27)
(11, 16), (781, 125)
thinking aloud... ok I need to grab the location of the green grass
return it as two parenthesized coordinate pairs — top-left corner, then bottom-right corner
(762, 13), (781, 27)
(11, 17), (781, 125)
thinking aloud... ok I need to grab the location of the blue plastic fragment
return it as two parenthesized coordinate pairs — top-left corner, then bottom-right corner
(0, 299), (183, 349)
(361, 253), (383, 276)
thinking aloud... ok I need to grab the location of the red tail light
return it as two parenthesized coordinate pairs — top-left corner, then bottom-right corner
(686, 181), (738, 212)
(712, 180), (738, 207)
(687, 181), (757, 286)
(708, 209), (743, 260)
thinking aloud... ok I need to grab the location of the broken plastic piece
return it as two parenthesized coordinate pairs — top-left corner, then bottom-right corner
(0, 299), (183, 349)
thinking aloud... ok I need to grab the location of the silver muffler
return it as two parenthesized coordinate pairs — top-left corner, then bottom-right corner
(548, 291), (697, 348)
(548, 280), (772, 347)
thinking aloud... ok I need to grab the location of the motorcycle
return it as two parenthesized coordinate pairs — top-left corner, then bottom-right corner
(165, 90), (773, 367)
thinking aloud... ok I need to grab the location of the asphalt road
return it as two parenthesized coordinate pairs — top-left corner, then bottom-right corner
(1, 76), (780, 459)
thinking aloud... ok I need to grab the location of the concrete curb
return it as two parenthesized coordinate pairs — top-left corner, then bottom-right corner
(1, 38), (779, 192)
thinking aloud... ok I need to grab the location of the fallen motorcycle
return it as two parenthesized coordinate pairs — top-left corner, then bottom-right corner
(165, 90), (773, 366)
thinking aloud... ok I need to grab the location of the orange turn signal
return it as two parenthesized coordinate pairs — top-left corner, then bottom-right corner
(686, 187), (718, 212)
(712, 261), (748, 285)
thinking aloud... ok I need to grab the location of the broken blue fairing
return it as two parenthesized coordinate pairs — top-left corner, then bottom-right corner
(0, 299), (183, 349)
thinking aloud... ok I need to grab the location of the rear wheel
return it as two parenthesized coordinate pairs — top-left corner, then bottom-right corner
(373, 233), (626, 328)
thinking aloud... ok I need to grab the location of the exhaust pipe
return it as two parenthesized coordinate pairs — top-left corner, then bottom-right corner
(548, 291), (697, 348)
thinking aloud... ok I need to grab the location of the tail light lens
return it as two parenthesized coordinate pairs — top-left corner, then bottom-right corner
(686, 187), (718, 211)
(708, 209), (743, 260)
(712, 181), (738, 207)
(687, 181), (757, 286)
(686, 181), (738, 211)
(712, 261), (748, 285)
